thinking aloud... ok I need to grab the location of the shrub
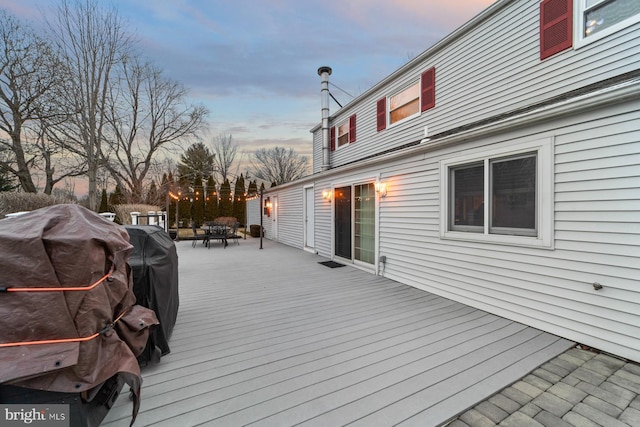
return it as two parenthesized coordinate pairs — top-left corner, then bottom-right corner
(0, 192), (76, 219)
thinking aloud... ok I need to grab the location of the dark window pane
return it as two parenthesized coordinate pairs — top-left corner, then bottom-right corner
(452, 164), (484, 228)
(491, 155), (536, 231)
(334, 186), (351, 259)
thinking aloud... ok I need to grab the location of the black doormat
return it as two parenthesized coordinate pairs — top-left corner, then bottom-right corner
(318, 260), (345, 268)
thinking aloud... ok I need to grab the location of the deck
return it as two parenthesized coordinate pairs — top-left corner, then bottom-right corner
(103, 237), (573, 427)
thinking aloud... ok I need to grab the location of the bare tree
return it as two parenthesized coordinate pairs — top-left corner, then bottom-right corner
(32, 121), (87, 194)
(46, 0), (133, 210)
(249, 147), (309, 185)
(211, 133), (237, 183)
(101, 57), (208, 202)
(0, 10), (66, 193)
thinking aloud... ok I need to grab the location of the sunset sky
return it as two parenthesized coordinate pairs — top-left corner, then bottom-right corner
(1, 0), (497, 188)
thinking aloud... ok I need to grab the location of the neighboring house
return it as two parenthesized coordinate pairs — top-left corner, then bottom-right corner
(253, 0), (640, 362)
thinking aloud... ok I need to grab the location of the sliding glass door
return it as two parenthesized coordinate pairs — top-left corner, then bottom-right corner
(334, 182), (375, 265)
(354, 183), (375, 264)
(334, 186), (351, 259)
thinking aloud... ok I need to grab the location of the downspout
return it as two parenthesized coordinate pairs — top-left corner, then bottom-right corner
(318, 66), (332, 171)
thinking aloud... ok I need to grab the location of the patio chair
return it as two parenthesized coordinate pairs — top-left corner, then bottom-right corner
(226, 222), (240, 246)
(191, 222), (209, 248)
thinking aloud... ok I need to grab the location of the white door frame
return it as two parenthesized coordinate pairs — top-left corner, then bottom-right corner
(272, 195), (278, 241)
(304, 185), (315, 251)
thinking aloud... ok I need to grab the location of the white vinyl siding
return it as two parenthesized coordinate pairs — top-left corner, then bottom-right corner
(288, 0), (640, 361)
(381, 104), (640, 362)
(262, 187), (304, 248)
(246, 197), (261, 231)
(317, 0), (640, 170)
(313, 130), (323, 174)
(278, 98), (640, 362)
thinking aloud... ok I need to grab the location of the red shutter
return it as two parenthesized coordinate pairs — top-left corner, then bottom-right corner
(540, 0), (572, 60)
(376, 98), (386, 132)
(349, 114), (356, 143)
(420, 67), (436, 112)
(330, 126), (336, 151)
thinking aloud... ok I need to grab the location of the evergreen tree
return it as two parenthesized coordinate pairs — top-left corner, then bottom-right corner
(109, 184), (125, 206)
(232, 174), (246, 225)
(0, 168), (17, 191)
(160, 173), (169, 194)
(98, 189), (109, 212)
(178, 194), (190, 228)
(165, 172), (178, 228)
(218, 178), (232, 217)
(177, 143), (215, 181)
(192, 174), (204, 226)
(247, 180), (258, 198)
(146, 180), (159, 206)
(159, 173), (169, 221)
(204, 176), (217, 221)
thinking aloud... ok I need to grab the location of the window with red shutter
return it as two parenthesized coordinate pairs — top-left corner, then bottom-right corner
(376, 98), (386, 132)
(540, 0), (573, 60)
(349, 114), (356, 143)
(421, 67), (436, 112)
(330, 126), (336, 151)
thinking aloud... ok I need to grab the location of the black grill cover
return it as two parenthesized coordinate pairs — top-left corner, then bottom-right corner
(125, 225), (179, 362)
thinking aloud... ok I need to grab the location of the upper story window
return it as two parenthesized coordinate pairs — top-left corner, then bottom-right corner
(377, 67), (436, 132)
(389, 82), (420, 126)
(330, 114), (356, 151)
(576, 0), (640, 46)
(337, 120), (350, 148)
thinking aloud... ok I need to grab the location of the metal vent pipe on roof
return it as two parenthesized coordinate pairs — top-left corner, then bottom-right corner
(318, 66), (332, 171)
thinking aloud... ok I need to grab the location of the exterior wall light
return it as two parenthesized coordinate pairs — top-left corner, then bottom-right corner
(322, 189), (333, 201)
(264, 197), (272, 217)
(375, 182), (387, 197)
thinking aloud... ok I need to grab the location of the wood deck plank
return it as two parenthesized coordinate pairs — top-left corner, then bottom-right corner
(111, 313), (504, 425)
(102, 238), (573, 427)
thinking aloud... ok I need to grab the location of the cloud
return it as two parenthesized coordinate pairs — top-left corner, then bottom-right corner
(120, 0), (496, 101)
(0, 0), (42, 19)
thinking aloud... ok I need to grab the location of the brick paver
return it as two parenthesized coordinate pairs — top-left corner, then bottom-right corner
(620, 407), (640, 426)
(488, 394), (521, 415)
(533, 410), (574, 427)
(449, 347), (640, 427)
(498, 412), (543, 427)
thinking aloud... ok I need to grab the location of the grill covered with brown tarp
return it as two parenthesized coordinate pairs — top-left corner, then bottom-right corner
(0, 204), (159, 425)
